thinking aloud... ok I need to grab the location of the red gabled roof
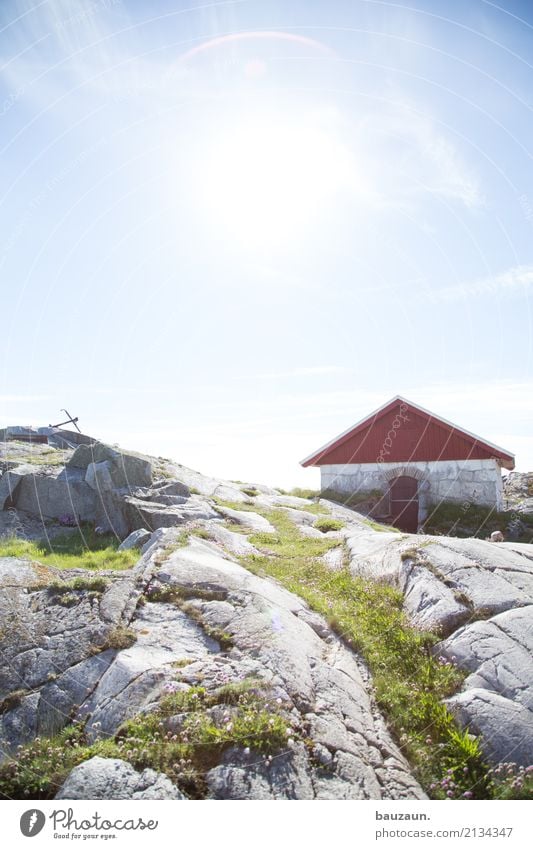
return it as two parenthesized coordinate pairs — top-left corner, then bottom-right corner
(300, 395), (515, 470)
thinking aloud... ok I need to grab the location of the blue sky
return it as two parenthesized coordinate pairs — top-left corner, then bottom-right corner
(0, 0), (532, 487)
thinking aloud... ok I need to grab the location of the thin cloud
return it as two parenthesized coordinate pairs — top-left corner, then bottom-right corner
(250, 366), (350, 380)
(357, 100), (483, 210)
(0, 394), (52, 402)
(429, 264), (533, 302)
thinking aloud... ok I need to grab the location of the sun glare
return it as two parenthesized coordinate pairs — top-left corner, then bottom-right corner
(196, 117), (361, 249)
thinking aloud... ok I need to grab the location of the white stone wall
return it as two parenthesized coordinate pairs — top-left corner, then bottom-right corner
(320, 458), (504, 516)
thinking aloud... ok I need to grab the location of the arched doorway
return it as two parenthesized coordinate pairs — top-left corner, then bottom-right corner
(389, 475), (419, 532)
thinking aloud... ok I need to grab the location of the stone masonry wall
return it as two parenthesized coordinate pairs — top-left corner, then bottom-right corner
(320, 459), (504, 519)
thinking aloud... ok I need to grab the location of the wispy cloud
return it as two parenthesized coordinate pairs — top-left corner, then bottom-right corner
(0, 394), (52, 402)
(356, 99), (483, 210)
(246, 366), (350, 381)
(409, 116), (482, 208)
(428, 264), (533, 302)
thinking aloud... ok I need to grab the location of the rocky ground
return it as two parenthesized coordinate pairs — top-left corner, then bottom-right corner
(337, 516), (533, 767)
(503, 471), (533, 514)
(1, 436), (533, 799)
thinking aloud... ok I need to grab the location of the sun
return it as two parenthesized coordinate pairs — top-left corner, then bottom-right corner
(195, 115), (361, 250)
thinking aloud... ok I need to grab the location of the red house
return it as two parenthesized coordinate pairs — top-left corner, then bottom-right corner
(301, 395), (514, 532)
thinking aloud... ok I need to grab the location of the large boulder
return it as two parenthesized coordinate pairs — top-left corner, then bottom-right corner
(84, 460), (132, 535)
(438, 605), (533, 763)
(0, 467), (33, 509)
(446, 689), (533, 766)
(68, 442), (152, 489)
(118, 528), (152, 551)
(55, 757), (185, 800)
(342, 521), (533, 766)
(123, 496), (219, 531)
(150, 480), (190, 498)
(154, 464), (250, 502)
(14, 468), (97, 522)
(85, 460), (115, 493)
(213, 505), (276, 533)
(94, 491), (130, 538)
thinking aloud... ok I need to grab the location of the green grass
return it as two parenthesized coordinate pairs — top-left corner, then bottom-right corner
(313, 517), (344, 533)
(0, 682), (294, 800)
(216, 496), (329, 520)
(239, 508), (519, 799)
(212, 497), (257, 511)
(423, 500), (533, 542)
(3, 454), (65, 467)
(1, 442), (67, 467)
(0, 531), (139, 571)
(43, 576), (109, 608)
(47, 576), (109, 594)
(287, 487), (321, 500)
(0, 726), (107, 798)
(220, 520), (249, 535)
(298, 502), (330, 516)
(190, 527), (212, 540)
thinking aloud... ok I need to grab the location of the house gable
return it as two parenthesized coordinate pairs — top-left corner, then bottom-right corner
(301, 396), (515, 470)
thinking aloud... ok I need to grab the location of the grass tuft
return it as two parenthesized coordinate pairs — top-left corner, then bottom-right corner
(91, 626), (137, 653)
(313, 518), (344, 533)
(287, 488), (320, 500)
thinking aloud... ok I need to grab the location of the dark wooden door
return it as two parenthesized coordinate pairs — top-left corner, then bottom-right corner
(389, 476), (419, 532)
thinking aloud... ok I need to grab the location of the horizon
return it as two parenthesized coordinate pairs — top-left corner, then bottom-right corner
(1, 0), (532, 488)
(2, 381), (528, 489)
